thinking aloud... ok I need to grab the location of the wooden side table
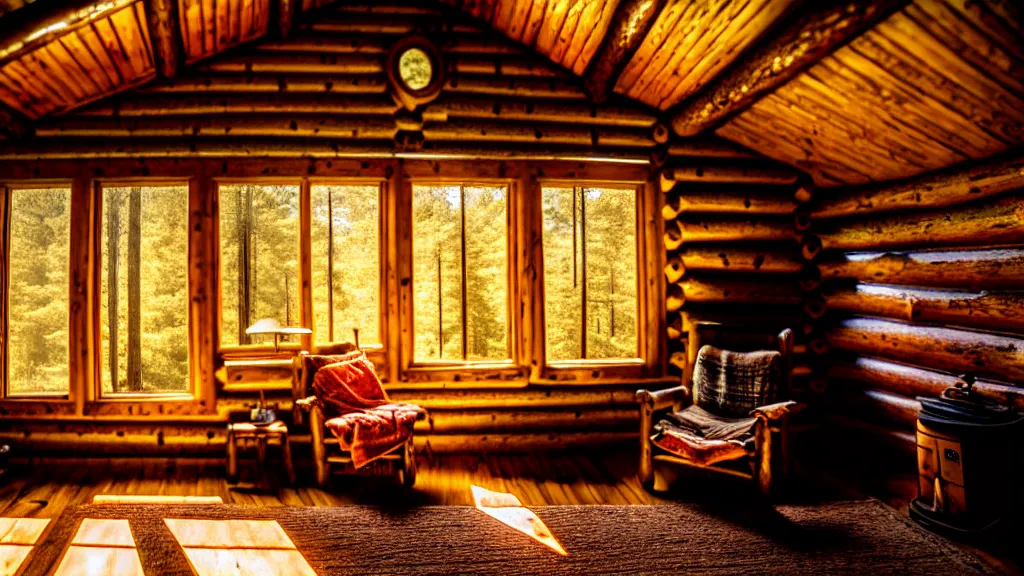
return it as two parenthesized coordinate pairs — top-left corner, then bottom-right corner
(226, 420), (296, 487)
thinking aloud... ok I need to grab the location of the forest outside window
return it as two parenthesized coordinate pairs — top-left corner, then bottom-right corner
(100, 186), (190, 395)
(218, 184), (301, 348)
(311, 184), (381, 347)
(543, 185), (639, 363)
(412, 183), (509, 363)
(2, 186), (71, 396)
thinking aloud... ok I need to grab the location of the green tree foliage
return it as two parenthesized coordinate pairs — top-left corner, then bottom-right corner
(412, 185), (507, 362)
(7, 188), (70, 394)
(543, 186), (637, 361)
(219, 185), (300, 347)
(100, 186), (189, 393)
(311, 185), (380, 346)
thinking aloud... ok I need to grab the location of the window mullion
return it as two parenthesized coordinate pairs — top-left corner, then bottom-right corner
(580, 186), (588, 360)
(459, 184), (468, 361)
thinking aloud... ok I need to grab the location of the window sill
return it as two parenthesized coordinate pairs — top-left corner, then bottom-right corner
(1, 393), (72, 402)
(97, 393), (196, 402)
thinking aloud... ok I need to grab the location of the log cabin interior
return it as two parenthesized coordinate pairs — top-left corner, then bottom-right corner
(0, 0), (1021, 574)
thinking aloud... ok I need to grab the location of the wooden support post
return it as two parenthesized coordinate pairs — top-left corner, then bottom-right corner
(669, 0), (910, 136)
(69, 177), (98, 413)
(276, 0), (297, 39)
(143, 0), (182, 79)
(582, 0), (667, 103)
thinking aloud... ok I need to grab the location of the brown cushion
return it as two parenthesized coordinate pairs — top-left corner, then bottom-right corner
(694, 345), (779, 418)
(651, 405), (758, 467)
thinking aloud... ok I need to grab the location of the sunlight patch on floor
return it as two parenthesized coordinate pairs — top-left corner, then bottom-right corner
(0, 517), (50, 576)
(164, 519), (317, 576)
(472, 485), (567, 556)
(54, 518), (144, 576)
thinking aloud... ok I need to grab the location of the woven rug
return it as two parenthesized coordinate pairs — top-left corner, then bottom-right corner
(24, 500), (994, 575)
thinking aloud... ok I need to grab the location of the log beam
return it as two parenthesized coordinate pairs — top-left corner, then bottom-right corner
(664, 244), (805, 283)
(662, 187), (797, 219)
(827, 317), (1024, 384)
(582, 0), (667, 103)
(820, 284), (1024, 332)
(661, 164), (800, 191)
(0, 0), (133, 67)
(829, 356), (1024, 410)
(669, 0), (910, 136)
(812, 151), (1024, 219)
(802, 194), (1024, 259)
(143, 0), (183, 79)
(817, 248), (1024, 291)
(667, 276), (805, 312)
(0, 103), (32, 139)
(665, 217), (796, 250)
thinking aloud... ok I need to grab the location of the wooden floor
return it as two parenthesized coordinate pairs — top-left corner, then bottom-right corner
(0, 451), (665, 520)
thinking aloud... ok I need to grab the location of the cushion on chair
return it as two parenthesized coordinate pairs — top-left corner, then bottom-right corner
(651, 405), (758, 467)
(693, 345), (780, 418)
(311, 352), (425, 468)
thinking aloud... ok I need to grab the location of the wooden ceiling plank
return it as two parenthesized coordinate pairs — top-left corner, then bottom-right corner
(93, 15), (138, 82)
(631, 0), (723, 104)
(669, 0), (909, 137)
(570, 0), (618, 75)
(717, 113), (873, 186)
(799, 59), (972, 167)
(768, 77), (941, 175)
(47, 40), (103, 99)
(664, 0), (798, 109)
(582, 0), (665, 100)
(133, 1), (156, 66)
(943, 0), (1023, 60)
(16, 51), (78, 106)
(214, 0), (229, 49)
(614, 0), (692, 94)
(239, 0), (254, 40)
(108, 4), (155, 79)
(490, 0), (517, 34)
(144, 0), (183, 78)
(521, 0), (549, 46)
(61, 30), (114, 93)
(177, 0), (199, 60)
(201, 0), (216, 54)
(253, 0), (270, 40)
(552, 0), (598, 66)
(2, 60), (62, 115)
(505, 0), (533, 42)
(31, 44), (91, 101)
(0, 85), (39, 129)
(856, 27), (1024, 145)
(908, 1), (1022, 95)
(535, 0), (572, 56)
(78, 24), (124, 87)
(831, 46), (1008, 160)
(747, 93), (913, 179)
(876, 15), (1024, 130)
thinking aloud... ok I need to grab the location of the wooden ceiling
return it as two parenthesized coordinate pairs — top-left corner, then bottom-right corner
(0, 0), (1021, 188)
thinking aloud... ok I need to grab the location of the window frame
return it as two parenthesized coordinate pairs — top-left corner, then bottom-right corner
(398, 177), (524, 382)
(534, 178), (661, 382)
(0, 181), (76, 401)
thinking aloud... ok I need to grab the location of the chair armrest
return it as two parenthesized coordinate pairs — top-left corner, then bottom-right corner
(295, 396), (320, 413)
(636, 386), (690, 412)
(750, 401), (803, 421)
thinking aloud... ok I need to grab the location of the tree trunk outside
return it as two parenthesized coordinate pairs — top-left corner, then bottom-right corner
(106, 190), (121, 392)
(127, 187), (142, 392)
(327, 188), (334, 341)
(236, 186), (251, 344)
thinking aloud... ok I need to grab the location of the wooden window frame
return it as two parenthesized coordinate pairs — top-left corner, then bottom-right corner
(0, 181), (76, 402)
(397, 178), (526, 385)
(533, 179), (663, 383)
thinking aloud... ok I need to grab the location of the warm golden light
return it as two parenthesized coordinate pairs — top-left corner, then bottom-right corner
(164, 519), (318, 576)
(471, 485), (567, 556)
(53, 518), (144, 576)
(0, 518), (51, 576)
(93, 495), (224, 505)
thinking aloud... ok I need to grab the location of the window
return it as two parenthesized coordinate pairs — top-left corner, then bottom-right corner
(543, 186), (638, 361)
(218, 184), (300, 347)
(412, 184), (508, 362)
(311, 184), (381, 346)
(3, 187), (71, 395)
(100, 186), (189, 394)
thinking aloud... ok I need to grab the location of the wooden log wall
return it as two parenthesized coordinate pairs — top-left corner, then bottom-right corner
(803, 149), (1024, 439)
(659, 148), (821, 395)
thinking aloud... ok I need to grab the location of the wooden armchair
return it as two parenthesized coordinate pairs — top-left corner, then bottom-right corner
(292, 349), (424, 488)
(637, 323), (801, 495)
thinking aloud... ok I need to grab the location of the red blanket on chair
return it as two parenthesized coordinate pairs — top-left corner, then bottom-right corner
(311, 351), (424, 469)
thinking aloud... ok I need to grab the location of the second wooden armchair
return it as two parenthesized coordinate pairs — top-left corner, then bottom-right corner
(637, 322), (803, 495)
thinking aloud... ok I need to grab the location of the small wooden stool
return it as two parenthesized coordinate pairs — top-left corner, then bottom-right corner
(226, 420), (296, 487)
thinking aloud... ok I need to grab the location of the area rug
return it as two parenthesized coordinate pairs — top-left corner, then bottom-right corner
(23, 500), (995, 575)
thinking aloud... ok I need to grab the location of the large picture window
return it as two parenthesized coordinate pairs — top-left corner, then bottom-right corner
(218, 184), (301, 347)
(412, 184), (508, 363)
(543, 185), (639, 362)
(100, 186), (189, 394)
(311, 184), (380, 346)
(3, 187), (71, 395)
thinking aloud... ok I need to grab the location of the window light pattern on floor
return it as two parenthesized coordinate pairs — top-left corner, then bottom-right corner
(164, 518), (317, 576)
(0, 518), (50, 576)
(53, 518), (144, 576)
(472, 485), (567, 555)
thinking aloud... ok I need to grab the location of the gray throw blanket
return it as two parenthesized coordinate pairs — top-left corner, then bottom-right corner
(693, 345), (780, 418)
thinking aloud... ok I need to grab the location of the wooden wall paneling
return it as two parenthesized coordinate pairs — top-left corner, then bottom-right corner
(422, 96), (656, 128)
(0, 65), (52, 118)
(36, 115), (399, 139)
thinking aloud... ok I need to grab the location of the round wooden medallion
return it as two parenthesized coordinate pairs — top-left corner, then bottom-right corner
(387, 36), (445, 111)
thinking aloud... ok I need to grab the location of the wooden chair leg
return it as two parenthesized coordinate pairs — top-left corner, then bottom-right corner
(310, 407), (329, 487)
(281, 433), (296, 485)
(226, 433), (238, 482)
(755, 419), (772, 496)
(638, 402), (655, 490)
(402, 440), (417, 489)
